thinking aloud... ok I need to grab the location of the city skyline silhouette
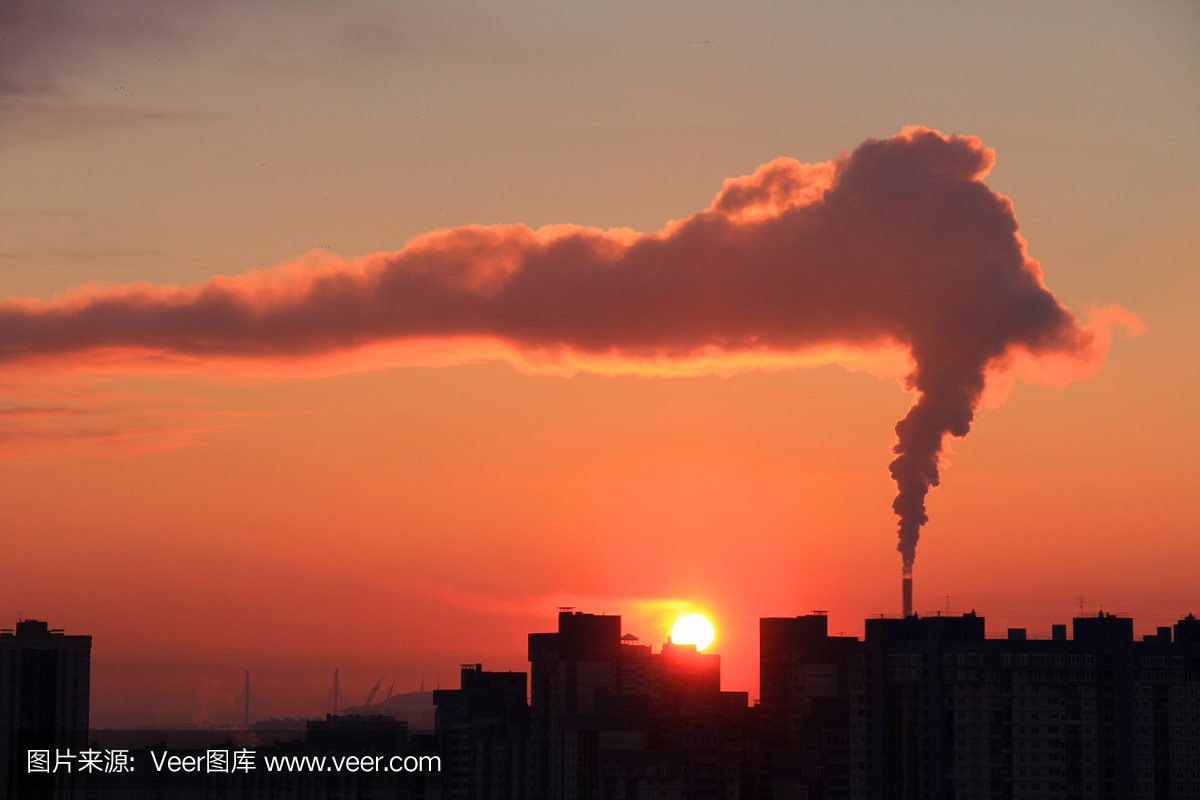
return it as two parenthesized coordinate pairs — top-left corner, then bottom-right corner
(8, 607), (1200, 798)
(1, 0), (1196, 746)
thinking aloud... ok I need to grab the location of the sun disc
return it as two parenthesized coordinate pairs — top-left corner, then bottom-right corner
(670, 614), (715, 651)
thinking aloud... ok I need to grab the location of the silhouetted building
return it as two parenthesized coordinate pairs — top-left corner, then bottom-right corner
(529, 610), (622, 799)
(433, 663), (530, 799)
(755, 610), (1200, 800)
(0, 619), (91, 800)
(306, 712), (409, 752)
(236, 715), (438, 799)
(528, 609), (753, 800)
(759, 613), (857, 798)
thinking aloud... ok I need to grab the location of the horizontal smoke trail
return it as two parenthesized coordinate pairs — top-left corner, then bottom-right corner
(0, 127), (1139, 569)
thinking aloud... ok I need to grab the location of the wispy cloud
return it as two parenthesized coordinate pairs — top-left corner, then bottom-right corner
(0, 376), (265, 457)
(0, 405), (79, 416)
(0, 99), (206, 147)
(0, 0), (228, 99)
(0, 1), (413, 145)
(408, 580), (699, 640)
(0, 247), (164, 265)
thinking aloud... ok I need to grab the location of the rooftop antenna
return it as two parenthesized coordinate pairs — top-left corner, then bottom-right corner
(420, 672), (425, 693)
(333, 668), (339, 715)
(244, 671), (250, 728)
(1078, 596), (1085, 615)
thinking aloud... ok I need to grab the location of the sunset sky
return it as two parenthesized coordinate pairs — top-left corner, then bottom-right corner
(1, 0), (1197, 728)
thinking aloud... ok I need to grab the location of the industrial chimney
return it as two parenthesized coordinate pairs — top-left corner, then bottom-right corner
(902, 574), (913, 617)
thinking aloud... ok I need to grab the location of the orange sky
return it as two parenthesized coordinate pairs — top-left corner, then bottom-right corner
(1, 1), (1197, 727)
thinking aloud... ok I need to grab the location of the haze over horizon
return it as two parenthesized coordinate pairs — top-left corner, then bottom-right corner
(1, 0), (1197, 728)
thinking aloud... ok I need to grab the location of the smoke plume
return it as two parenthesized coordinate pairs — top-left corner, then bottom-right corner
(0, 127), (1137, 571)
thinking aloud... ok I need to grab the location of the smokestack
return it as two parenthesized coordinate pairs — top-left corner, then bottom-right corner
(903, 575), (913, 617)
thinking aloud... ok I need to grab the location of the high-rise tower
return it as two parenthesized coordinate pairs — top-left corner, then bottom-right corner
(0, 620), (92, 799)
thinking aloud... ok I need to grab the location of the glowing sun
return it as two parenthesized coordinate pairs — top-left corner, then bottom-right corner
(670, 614), (715, 651)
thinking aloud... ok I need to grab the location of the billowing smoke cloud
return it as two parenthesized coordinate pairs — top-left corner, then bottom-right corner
(0, 127), (1137, 572)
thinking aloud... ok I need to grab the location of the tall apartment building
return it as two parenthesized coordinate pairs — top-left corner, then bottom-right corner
(0, 619), (92, 800)
(753, 610), (1200, 800)
(759, 613), (857, 798)
(433, 663), (530, 799)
